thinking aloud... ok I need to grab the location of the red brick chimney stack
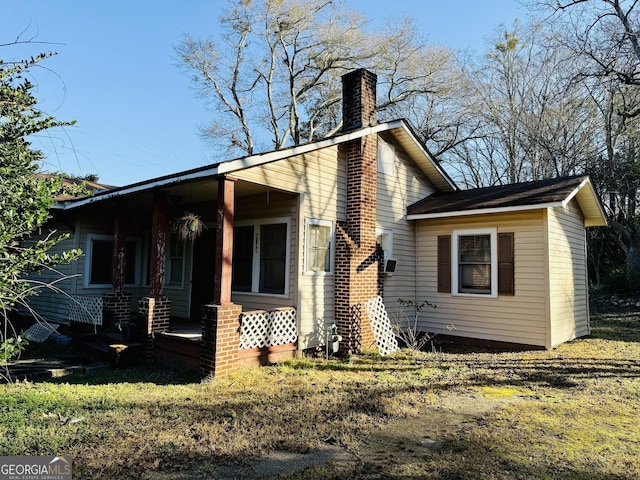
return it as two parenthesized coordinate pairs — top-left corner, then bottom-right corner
(342, 68), (378, 132)
(335, 68), (380, 354)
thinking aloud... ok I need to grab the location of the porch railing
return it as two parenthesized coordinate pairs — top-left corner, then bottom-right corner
(239, 307), (297, 350)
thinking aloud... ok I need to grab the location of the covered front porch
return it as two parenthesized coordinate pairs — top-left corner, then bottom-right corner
(68, 173), (300, 378)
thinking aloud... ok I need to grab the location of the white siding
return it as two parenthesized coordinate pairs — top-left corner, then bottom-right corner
(234, 137), (436, 349)
(19, 221), (78, 324)
(416, 211), (549, 347)
(234, 147), (344, 348)
(376, 134), (437, 310)
(547, 201), (590, 346)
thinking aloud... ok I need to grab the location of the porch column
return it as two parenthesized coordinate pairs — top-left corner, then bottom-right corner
(214, 175), (236, 305)
(112, 203), (127, 293)
(201, 176), (240, 380)
(103, 203), (132, 329)
(149, 191), (168, 298)
(140, 191), (172, 361)
(200, 303), (241, 380)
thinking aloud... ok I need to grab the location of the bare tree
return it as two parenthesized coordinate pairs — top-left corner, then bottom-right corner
(527, 0), (640, 284)
(444, 20), (601, 187)
(535, 0), (640, 115)
(177, 0), (460, 157)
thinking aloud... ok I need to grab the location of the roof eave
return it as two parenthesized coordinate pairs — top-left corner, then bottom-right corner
(406, 201), (564, 221)
(569, 177), (608, 227)
(56, 119), (457, 211)
(385, 120), (458, 192)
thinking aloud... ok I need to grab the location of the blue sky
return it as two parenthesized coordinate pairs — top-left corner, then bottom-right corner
(5, 1), (527, 186)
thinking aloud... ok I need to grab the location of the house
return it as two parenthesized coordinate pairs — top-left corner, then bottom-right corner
(407, 176), (606, 349)
(24, 68), (606, 378)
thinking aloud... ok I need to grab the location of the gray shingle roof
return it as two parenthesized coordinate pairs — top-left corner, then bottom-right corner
(407, 175), (590, 216)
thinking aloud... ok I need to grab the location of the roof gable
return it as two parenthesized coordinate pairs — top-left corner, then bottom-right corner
(407, 175), (607, 227)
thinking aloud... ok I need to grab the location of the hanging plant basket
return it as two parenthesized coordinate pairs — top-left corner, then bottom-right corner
(172, 212), (207, 242)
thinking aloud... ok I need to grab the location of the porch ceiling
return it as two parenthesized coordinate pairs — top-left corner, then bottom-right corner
(165, 177), (276, 205)
(85, 177), (286, 211)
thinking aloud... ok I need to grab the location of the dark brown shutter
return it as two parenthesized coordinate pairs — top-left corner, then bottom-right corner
(498, 232), (514, 295)
(437, 235), (451, 293)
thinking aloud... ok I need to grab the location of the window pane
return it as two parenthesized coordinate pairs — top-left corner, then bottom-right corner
(90, 240), (112, 284)
(459, 264), (491, 292)
(459, 235), (490, 263)
(458, 234), (491, 294)
(232, 226), (254, 292)
(307, 223), (331, 272)
(169, 258), (183, 284)
(90, 239), (137, 285)
(259, 223), (286, 294)
(167, 234), (184, 286)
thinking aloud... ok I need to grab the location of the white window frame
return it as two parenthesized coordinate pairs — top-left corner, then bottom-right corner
(165, 232), (186, 288)
(84, 233), (141, 288)
(304, 219), (334, 275)
(452, 228), (497, 298)
(233, 217), (291, 297)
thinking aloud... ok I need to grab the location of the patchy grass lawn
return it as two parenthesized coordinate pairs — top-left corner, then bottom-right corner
(1, 310), (640, 479)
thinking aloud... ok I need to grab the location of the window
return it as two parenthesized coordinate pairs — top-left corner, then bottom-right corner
(86, 234), (138, 287)
(452, 229), (497, 296)
(305, 219), (333, 274)
(232, 226), (254, 292)
(456, 232), (494, 294)
(438, 229), (515, 297)
(232, 219), (290, 295)
(259, 223), (287, 294)
(166, 233), (185, 287)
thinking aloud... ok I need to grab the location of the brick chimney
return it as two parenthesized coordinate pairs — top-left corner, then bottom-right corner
(334, 69), (380, 354)
(342, 68), (377, 132)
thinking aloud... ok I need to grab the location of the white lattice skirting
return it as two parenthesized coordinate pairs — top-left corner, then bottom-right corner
(239, 308), (297, 349)
(364, 296), (399, 356)
(68, 295), (103, 326)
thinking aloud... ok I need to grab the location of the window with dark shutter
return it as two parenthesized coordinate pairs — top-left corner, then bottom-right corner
(497, 232), (515, 295)
(437, 235), (451, 293)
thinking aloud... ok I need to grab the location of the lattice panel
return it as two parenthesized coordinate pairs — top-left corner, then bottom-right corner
(239, 308), (297, 349)
(68, 295), (103, 325)
(24, 321), (58, 343)
(364, 296), (399, 356)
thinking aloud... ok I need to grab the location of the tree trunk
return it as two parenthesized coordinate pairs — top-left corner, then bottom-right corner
(626, 230), (640, 286)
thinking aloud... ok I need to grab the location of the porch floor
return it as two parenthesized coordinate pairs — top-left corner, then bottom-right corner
(163, 322), (202, 341)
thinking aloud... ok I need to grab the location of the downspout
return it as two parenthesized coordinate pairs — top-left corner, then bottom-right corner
(584, 226), (591, 335)
(414, 220), (419, 305)
(543, 209), (552, 349)
(296, 193), (305, 356)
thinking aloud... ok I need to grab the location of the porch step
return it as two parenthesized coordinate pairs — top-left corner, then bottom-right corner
(78, 334), (145, 368)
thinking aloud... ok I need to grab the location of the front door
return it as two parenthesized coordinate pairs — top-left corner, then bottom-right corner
(190, 228), (217, 321)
